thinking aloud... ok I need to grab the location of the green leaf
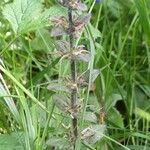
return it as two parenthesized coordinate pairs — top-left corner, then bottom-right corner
(52, 94), (70, 112)
(107, 107), (124, 128)
(106, 93), (123, 111)
(31, 29), (53, 51)
(78, 69), (100, 87)
(88, 23), (102, 39)
(0, 73), (21, 124)
(47, 82), (70, 93)
(116, 145), (150, 150)
(0, 132), (24, 150)
(46, 137), (70, 149)
(135, 107), (150, 121)
(134, 0), (150, 46)
(2, 0), (66, 34)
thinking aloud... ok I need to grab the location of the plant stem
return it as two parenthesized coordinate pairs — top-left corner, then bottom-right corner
(68, 7), (78, 146)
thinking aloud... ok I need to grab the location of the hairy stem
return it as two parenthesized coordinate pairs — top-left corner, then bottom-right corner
(68, 7), (78, 145)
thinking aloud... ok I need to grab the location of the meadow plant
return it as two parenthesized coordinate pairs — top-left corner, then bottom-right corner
(48, 0), (101, 148)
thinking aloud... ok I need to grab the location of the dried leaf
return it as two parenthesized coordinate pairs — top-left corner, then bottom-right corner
(47, 83), (70, 93)
(52, 94), (70, 112)
(81, 125), (106, 144)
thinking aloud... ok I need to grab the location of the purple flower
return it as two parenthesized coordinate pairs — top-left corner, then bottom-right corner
(95, 0), (101, 4)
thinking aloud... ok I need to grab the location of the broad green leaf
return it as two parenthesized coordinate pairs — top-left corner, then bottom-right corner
(2, 0), (66, 34)
(107, 107), (124, 128)
(0, 132), (24, 150)
(106, 93), (123, 111)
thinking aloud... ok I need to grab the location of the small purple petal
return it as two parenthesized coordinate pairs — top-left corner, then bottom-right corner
(95, 0), (101, 4)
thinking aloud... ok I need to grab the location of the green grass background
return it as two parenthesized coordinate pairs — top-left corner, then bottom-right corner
(0, 0), (149, 149)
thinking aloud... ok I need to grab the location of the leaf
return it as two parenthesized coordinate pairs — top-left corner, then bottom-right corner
(31, 29), (53, 51)
(83, 112), (97, 123)
(134, 0), (150, 46)
(116, 145), (150, 150)
(0, 73), (20, 124)
(107, 107), (124, 128)
(0, 132), (24, 150)
(88, 23), (102, 39)
(107, 0), (123, 18)
(76, 53), (91, 62)
(77, 2), (88, 11)
(81, 125), (106, 145)
(55, 40), (69, 53)
(78, 69), (100, 86)
(135, 107), (150, 121)
(90, 69), (100, 83)
(2, 0), (66, 34)
(82, 69), (100, 83)
(51, 26), (66, 37)
(52, 94), (70, 112)
(46, 137), (70, 149)
(47, 83), (70, 93)
(106, 93), (123, 111)
(134, 86), (150, 109)
(75, 13), (91, 26)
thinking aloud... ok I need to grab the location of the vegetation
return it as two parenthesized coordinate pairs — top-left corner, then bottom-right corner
(0, 0), (150, 150)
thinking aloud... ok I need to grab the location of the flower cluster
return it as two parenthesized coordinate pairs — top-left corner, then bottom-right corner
(50, 12), (91, 38)
(58, 0), (87, 11)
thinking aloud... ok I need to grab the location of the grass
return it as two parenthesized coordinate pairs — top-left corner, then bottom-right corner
(0, 0), (150, 149)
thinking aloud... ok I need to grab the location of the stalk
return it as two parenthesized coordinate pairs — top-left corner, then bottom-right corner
(68, 7), (78, 145)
